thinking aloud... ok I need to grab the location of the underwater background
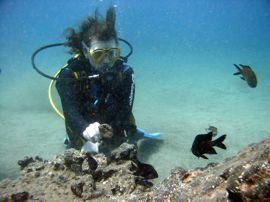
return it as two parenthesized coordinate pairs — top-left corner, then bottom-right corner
(0, 0), (270, 181)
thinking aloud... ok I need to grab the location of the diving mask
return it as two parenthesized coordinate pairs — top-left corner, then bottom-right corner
(82, 41), (120, 68)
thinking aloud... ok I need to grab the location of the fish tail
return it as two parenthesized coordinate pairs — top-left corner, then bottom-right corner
(233, 64), (242, 75)
(213, 135), (227, 150)
(201, 155), (208, 159)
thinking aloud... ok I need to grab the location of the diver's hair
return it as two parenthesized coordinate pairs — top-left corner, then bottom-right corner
(64, 6), (118, 54)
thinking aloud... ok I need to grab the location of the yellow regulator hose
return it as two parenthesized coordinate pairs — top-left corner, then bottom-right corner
(48, 69), (65, 120)
(48, 54), (80, 120)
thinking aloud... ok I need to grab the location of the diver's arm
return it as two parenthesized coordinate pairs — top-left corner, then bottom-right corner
(55, 68), (89, 137)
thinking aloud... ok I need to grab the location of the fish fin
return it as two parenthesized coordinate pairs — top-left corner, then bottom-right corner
(201, 155), (208, 159)
(233, 72), (241, 75)
(233, 64), (242, 72)
(240, 76), (245, 80)
(233, 64), (242, 74)
(207, 147), (217, 154)
(213, 135), (227, 150)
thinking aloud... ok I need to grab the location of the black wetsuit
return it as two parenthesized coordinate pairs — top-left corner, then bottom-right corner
(56, 55), (136, 149)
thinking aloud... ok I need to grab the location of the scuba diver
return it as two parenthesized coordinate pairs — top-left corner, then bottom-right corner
(57, 6), (137, 152)
(32, 6), (160, 153)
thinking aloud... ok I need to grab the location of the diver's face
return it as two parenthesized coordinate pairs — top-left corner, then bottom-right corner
(83, 39), (119, 72)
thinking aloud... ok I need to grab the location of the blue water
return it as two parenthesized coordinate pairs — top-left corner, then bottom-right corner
(1, 0), (270, 181)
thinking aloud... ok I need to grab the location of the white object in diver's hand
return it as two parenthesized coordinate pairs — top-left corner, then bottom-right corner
(81, 141), (100, 153)
(137, 128), (161, 139)
(82, 122), (101, 142)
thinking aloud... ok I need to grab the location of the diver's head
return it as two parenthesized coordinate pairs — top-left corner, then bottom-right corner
(64, 6), (120, 71)
(82, 38), (120, 72)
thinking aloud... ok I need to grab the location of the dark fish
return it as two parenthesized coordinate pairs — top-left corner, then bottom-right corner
(191, 132), (226, 159)
(233, 64), (257, 88)
(132, 160), (158, 179)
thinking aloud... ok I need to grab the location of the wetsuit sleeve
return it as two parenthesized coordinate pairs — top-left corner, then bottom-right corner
(55, 68), (89, 137)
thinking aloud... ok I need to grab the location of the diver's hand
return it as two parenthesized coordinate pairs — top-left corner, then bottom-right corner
(82, 122), (101, 142)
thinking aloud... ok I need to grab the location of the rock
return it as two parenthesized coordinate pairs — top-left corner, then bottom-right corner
(82, 175), (95, 190)
(226, 160), (270, 200)
(102, 167), (117, 180)
(71, 176), (94, 191)
(134, 176), (153, 188)
(34, 172), (40, 177)
(0, 179), (12, 189)
(81, 175), (96, 200)
(84, 190), (104, 200)
(64, 149), (84, 168)
(81, 154), (98, 174)
(0, 194), (9, 202)
(58, 175), (68, 184)
(11, 191), (29, 201)
(34, 162), (45, 171)
(1, 137), (270, 201)
(48, 171), (54, 178)
(205, 162), (219, 169)
(71, 180), (84, 197)
(111, 184), (121, 195)
(92, 166), (117, 181)
(53, 162), (64, 171)
(17, 157), (34, 169)
(53, 154), (65, 165)
(81, 159), (90, 173)
(63, 149), (92, 175)
(70, 164), (82, 174)
(34, 156), (43, 162)
(26, 168), (33, 173)
(110, 143), (137, 162)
